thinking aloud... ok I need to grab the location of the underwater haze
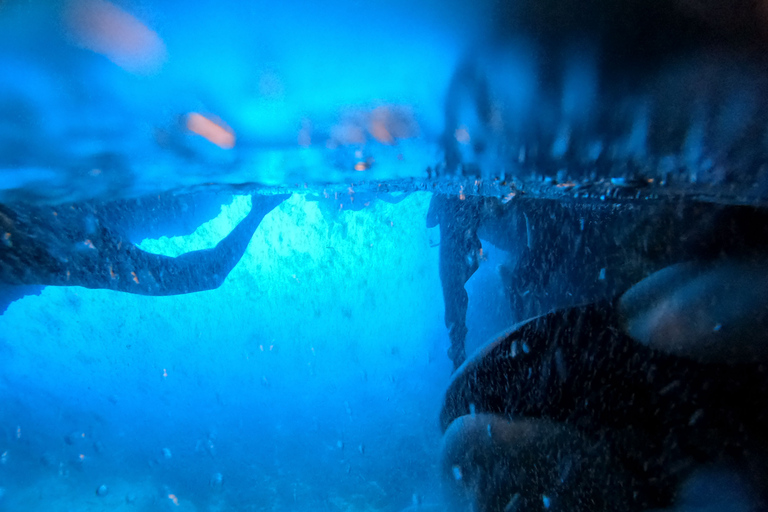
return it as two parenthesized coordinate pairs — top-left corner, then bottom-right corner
(0, 0), (487, 203)
(1, 192), (513, 511)
(3, 0), (768, 511)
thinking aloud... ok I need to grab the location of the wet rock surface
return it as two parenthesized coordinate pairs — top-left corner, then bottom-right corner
(441, 299), (768, 510)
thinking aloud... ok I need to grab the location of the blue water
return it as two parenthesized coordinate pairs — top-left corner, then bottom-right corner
(0, 192), (513, 511)
(2, 0), (768, 510)
(0, 0), (489, 203)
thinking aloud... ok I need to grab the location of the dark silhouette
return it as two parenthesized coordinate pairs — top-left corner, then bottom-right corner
(441, 0), (768, 182)
(431, 192), (768, 372)
(0, 191), (288, 313)
(427, 193), (490, 371)
(441, 300), (768, 510)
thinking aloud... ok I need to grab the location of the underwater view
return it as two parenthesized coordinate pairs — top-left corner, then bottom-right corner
(2, 0), (768, 511)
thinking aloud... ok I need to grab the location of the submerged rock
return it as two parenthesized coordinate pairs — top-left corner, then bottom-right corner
(669, 466), (758, 512)
(96, 484), (108, 496)
(619, 260), (768, 363)
(441, 302), (768, 509)
(440, 413), (634, 512)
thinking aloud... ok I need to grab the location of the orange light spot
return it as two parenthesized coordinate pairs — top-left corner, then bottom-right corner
(369, 106), (418, 143)
(53, 211), (58, 216)
(455, 127), (470, 144)
(555, 182), (576, 188)
(370, 114), (394, 145)
(81, 432), (86, 438)
(109, 266), (117, 279)
(64, 0), (167, 75)
(459, 187), (466, 201)
(168, 494), (179, 506)
(79, 454), (85, 460)
(84, 239), (96, 249)
(131, 271), (139, 284)
(370, 122), (393, 144)
(163, 368), (168, 378)
(186, 113), (236, 149)
(354, 162), (367, 171)
(66, 270), (71, 281)
(16, 426), (21, 439)
(369, 107), (397, 144)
